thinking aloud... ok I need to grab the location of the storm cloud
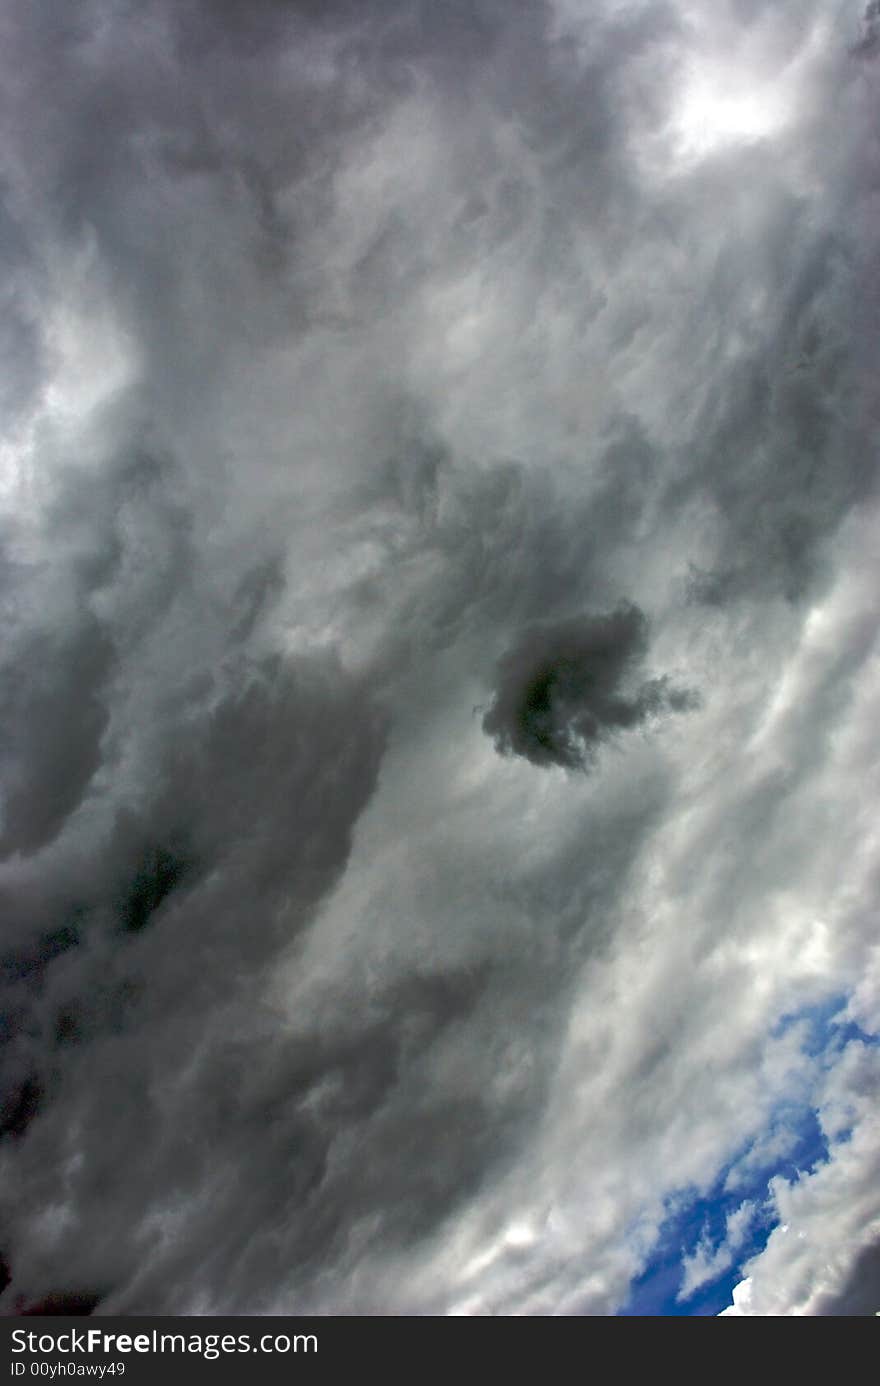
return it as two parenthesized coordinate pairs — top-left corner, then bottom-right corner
(483, 603), (696, 769)
(0, 0), (877, 1318)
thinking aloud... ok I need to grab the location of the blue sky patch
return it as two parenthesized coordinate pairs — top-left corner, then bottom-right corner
(618, 994), (872, 1316)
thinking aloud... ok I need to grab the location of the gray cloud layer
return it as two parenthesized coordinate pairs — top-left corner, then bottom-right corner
(0, 0), (877, 1316)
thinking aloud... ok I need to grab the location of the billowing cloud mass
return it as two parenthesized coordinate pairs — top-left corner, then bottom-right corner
(0, 0), (877, 1317)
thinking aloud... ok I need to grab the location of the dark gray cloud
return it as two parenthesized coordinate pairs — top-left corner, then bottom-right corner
(0, 193), (47, 429)
(0, 0), (877, 1320)
(852, 1), (880, 57)
(814, 1237), (880, 1315)
(0, 618), (113, 859)
(483, 604), (695, 769)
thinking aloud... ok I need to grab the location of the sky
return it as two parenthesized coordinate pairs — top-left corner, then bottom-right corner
(0, 0), (878, 1318)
